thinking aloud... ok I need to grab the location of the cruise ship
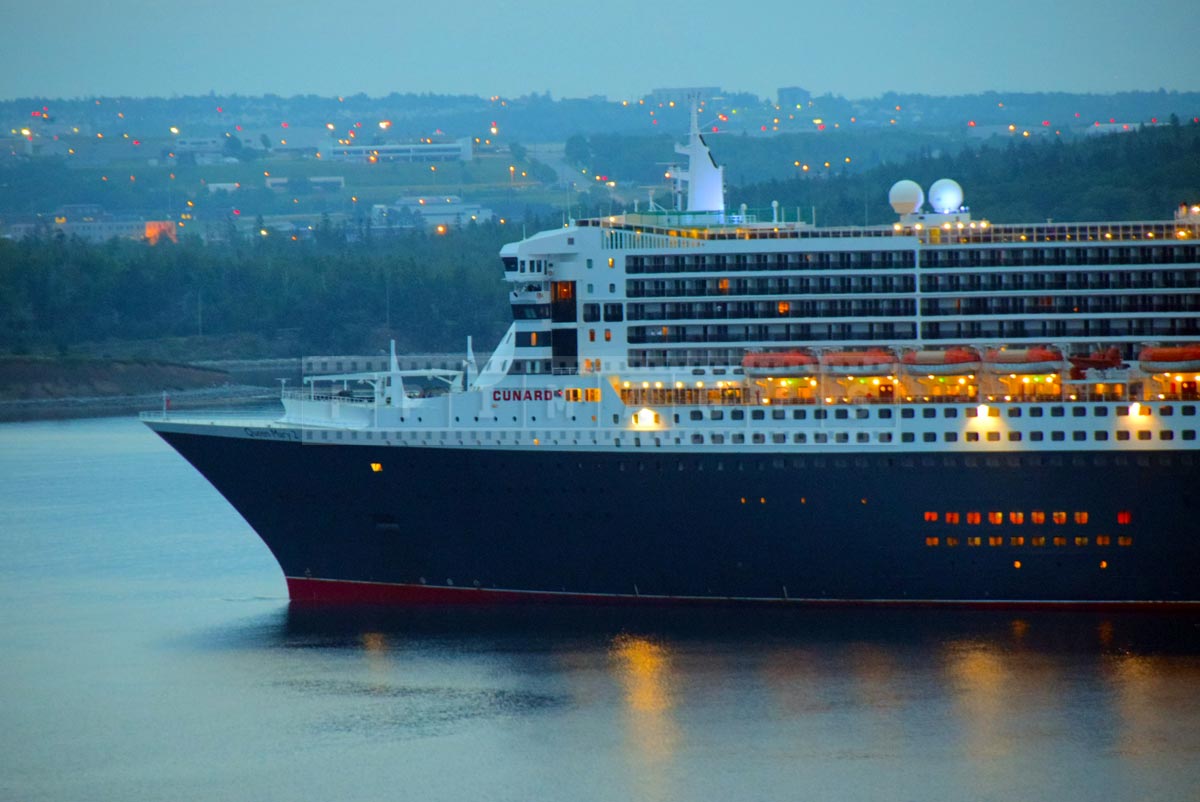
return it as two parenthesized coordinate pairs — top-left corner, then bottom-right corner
(145, 113), (1200, 607)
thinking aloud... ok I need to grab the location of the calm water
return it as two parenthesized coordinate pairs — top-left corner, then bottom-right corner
(2, 416), (1199, 802)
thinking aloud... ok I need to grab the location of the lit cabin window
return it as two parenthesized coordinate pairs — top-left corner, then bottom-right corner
(1053, 536), (1067, 547)
(585, 388), (602, 402)
(1013, 560), (1022, 569)
(1074, 511), (1089, 525)
(1052, 511), (1067, 525)
(946, 537), (959, 547)
(607, 257), (615, 268)
(924, 511), (939, 522)
(988, 511), (1003, 525)
(988, 536), (1003, 546)
(1010, 536), (1025, 546)
(1009, 512), (1024, 525)
(1118, 536), (1133, 547)
(967, 512), (981, 525)
(967, 537), (981, 547)
(370, 463), (383, 473)
(604, 330), (612, 342)
(1075, 536), (1089, 546)
(1117, 510), (1132, 525)
(564, 389), (582, 402)
(945, 512), (960, 525)
(925, 537), (939, 546)
(1096, 535), (1111, 546)
(1032, 536), (1046, 547)
(1031, 511), (1046, 525)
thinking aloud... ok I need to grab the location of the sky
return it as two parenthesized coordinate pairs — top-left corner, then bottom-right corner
(2, 0), (1198, 101)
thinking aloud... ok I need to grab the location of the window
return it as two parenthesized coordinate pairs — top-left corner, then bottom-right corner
(989, 511), (1003, 525)
(710, 410), (724, 421)
(1053, 511), (1067, 525)
(690, 410), (703, 421)
(1096, 535), (1111, 546)
(1116, 430), (1130, 441)
(1160, 430), (1175, 440)
(583, 303), (600, 322)
(1008, 408), (1022, 418)
(603, 303), (623, 322)
(967, 512), (981, 525)
(1074, 511), (1089, 525)
(1032, 511), (1046, 524)
(944, 432), (958, 442)
(946, 537), (959, 547)
(604, 329), (612, 342)
(1052, 431), (1065, 441)
(1075, 536), (1089, 546)
(1054, 536), (1067, 547)
(967, 537), (982, 547)
(1051, 407), (1065, 417)
(966, 432), (980, 442)
(607, 257), (615, 268)
(1008, 432), (1022, 441)
(925, 537), (940, 547)
(751, 409), (765, 420)
(901, 408), (915, 419)
(988, 536), (1003, 546)
(585, 388), (602, 402)
(1032, 536), (1046, 547)
(901, 433), (915, 443)
(1117, 510), (1132, 525)
(1029, 407), (1044, 417)
(925, 511), (939, 522)
(1030, 431), (1044, 442)
(924, 432), (936, 442)
(1010, 512), (1024, 525)
(1010, 537), (1025, 546)
(793, 409), (807, 420)
(986, 431), (1000, 441)
(946, 512), (960, 524)
(923, 408), (936, 419)
(1094, 431), (1108, 441)
(1137, 430), (1151, 440)
(943, 408), (958, 419)
(1118, 536), (1133, 547)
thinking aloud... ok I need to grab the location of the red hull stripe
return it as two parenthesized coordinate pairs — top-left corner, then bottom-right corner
(285, 577), (1197, 610)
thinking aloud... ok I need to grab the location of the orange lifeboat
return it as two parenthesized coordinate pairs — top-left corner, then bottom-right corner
(741, 350), (819, 377)
(900, 347), (981, 375)
(820, 349), (897, 374)
(984, 347), (1063, 374)
(1138, 345), (1200, 373)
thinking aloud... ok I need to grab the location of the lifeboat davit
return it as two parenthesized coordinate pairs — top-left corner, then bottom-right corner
(900, 347), (981, 375)
(820, 349), (897, 375)
(1138, 345), (1200, 373)
(741, 350), (818, 377)
(984, 347), (1063, 374)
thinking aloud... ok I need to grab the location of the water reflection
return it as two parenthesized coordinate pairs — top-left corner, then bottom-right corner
(609, 634), (680, 801)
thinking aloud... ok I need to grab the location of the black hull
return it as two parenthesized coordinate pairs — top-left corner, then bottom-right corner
(152, 428), (1200, 605)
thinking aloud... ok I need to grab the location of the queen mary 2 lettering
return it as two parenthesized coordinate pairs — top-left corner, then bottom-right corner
(143, 110), (1200, 608)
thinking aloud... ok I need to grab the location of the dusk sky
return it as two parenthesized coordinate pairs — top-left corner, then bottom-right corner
(3, 0), (1197, 101)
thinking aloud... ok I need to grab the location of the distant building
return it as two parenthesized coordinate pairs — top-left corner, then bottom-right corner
(4, 204), (176, 243)
(777, 87), (812, 109)
(371, 195), (494, 230)
(324, 137), (472, 163)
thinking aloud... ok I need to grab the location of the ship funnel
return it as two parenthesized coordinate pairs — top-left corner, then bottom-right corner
(673, 104), (725, 214)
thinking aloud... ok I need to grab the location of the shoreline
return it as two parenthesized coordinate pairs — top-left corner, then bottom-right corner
(0, 385), (278, 422)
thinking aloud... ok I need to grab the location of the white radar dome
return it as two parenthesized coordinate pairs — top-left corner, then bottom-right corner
(928, 178), (964, 214)
(888, 180), (924, 214)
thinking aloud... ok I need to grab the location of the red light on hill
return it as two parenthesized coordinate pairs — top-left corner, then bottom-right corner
(281, 121), (288, 128)
(711, 126), (719, 133)
(967, 120), (976, 127)
(216, 106), (223, 113)
(1042, 120), (1050, 126)
(233, 209), (241, 215)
